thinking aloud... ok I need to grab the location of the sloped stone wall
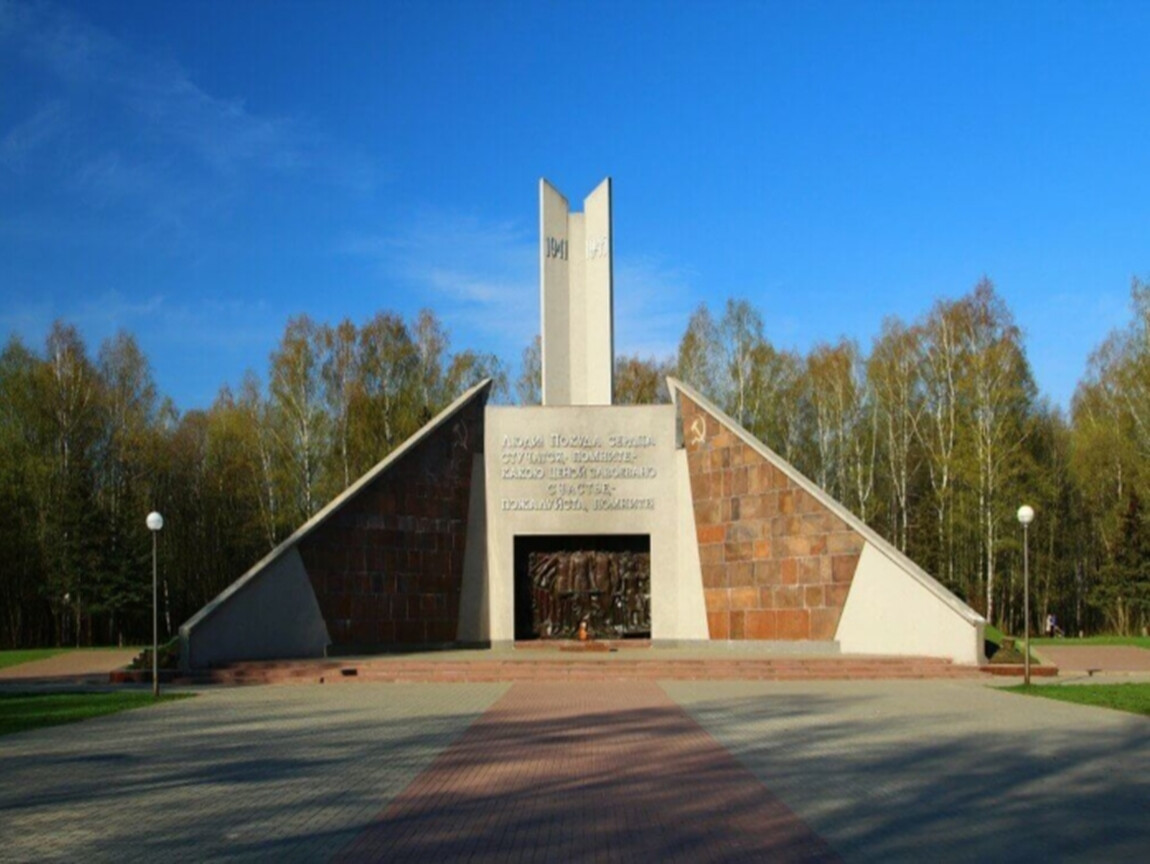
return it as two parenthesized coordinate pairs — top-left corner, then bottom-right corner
(679, 393), (865, 641)
(297, 397), (485, 647)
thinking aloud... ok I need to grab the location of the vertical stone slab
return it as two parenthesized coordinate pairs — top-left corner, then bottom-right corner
(540, 178), (613, 406)
(456, 454), (489, 645)
(298, 392), (486, 648)
(582, 179), (614, 405)
(540, 180), (571, 405)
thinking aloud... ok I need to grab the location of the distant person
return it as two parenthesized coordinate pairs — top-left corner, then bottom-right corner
(1045, 613), (1062, 637)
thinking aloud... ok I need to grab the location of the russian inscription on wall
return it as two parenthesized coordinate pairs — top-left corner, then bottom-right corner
(499, 431), (659, 513)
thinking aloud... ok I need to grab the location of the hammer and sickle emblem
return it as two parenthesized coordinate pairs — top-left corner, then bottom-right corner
(688, 416), (706, 446)
(453, 421), (469, 452)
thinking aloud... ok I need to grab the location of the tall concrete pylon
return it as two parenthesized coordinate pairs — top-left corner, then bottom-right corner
(539, 178), (614, 406)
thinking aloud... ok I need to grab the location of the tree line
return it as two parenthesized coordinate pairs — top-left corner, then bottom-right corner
(605, 278), (1150, 638)
(0, 310), (504, 649)
(2, 278), (1148, 648)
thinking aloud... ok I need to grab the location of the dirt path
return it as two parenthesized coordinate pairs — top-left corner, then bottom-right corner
(1035, 645), (1150, 674)
(0, 649), (138, 683)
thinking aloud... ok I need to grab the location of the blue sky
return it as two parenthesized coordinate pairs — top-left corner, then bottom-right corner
(2, 0), (1148, 411)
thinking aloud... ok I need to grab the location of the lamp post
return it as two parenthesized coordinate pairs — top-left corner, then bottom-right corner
(1017, 505), (1035, 686)
(146, 512), (164, 698)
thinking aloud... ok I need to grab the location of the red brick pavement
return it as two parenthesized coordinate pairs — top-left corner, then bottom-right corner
(336, 681), (839, 863)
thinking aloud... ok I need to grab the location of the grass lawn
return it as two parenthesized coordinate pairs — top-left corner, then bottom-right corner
(0, 649), (67, 670)
(1005, 682), (1150, 717)
(0, 691), (194, 737)
(1031, 635), (1150, 649)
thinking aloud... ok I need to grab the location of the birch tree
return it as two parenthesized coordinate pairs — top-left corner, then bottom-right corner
(269, 315), (328, 523)
(868, 318), (922, 551)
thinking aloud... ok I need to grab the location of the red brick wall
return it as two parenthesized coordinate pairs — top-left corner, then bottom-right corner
(297, 396), (484, 647)
(680, 394), (865, 641)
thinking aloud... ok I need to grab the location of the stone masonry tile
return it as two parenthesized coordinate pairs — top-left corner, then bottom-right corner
(780, 558), (799, 585)
(779, 535), (814, 557)
(744, 608), (777, 639)
(704, 588), (731, 612)
(349, 617), (370, 643)
(728, 522), (759, 543)
(753, 560), (781, 586)
(810, 606), (840, 640)
(832, 554), (861, 584)
(707, 610), (730, 639)
(695, 499), (722, 525)
(395, 620), (425, 643)
(818, 556), (833, 581)
(827, 583), (851, 608)
(724, 540), (754, 562)
(753, 538), (773, 559)
(772, 586), (803, 610)
(804, 586), (826, 607)
(759, 491), (780, 518)
(730, 586), (759, 610)
(718, 464), (733, 495)
(755, 462), (784, 492)
(697, 523), (725, 544)
(699, 543), (724, 565)
(727, 561), (755, 588)
(690, 470), (712, 500)
(732, 466), (749, 495)
(827, 531), (864, 554)
(735, 493), (763, 520)
(426, 619), (456, 643)
(797, 557), (823, 585)
(730, 610), (746, 639)
(776, 608), (811, 640)
(702, 563), (727, 589)
(800, 512), (835, 535)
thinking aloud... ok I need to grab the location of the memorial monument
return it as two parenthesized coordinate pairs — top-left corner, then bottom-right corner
(181, 179), (987, 669)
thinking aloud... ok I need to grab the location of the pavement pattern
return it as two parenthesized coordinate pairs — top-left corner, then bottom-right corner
(1, 678), (1148, 863)
(336, 682), (836, 863)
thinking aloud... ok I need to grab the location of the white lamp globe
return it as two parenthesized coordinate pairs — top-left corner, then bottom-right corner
(146, 512), (164, 532)
(1017, 505), (1035, 526)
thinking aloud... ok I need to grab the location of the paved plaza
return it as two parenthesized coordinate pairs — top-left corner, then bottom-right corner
(2, 677), (1148, 863)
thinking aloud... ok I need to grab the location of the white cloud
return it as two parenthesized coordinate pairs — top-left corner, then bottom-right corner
(341, 211), (538, 353)
(341, 215), (701, 369)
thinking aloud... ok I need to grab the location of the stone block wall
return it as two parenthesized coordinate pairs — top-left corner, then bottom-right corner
(679, 393), (866, 641)
(297, 397), (485, 647)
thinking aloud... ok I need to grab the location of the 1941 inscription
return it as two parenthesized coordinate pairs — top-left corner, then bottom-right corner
(545, 236), (568, 260)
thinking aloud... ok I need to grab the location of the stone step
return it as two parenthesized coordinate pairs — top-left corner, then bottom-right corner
(181, 654), (987, 686)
